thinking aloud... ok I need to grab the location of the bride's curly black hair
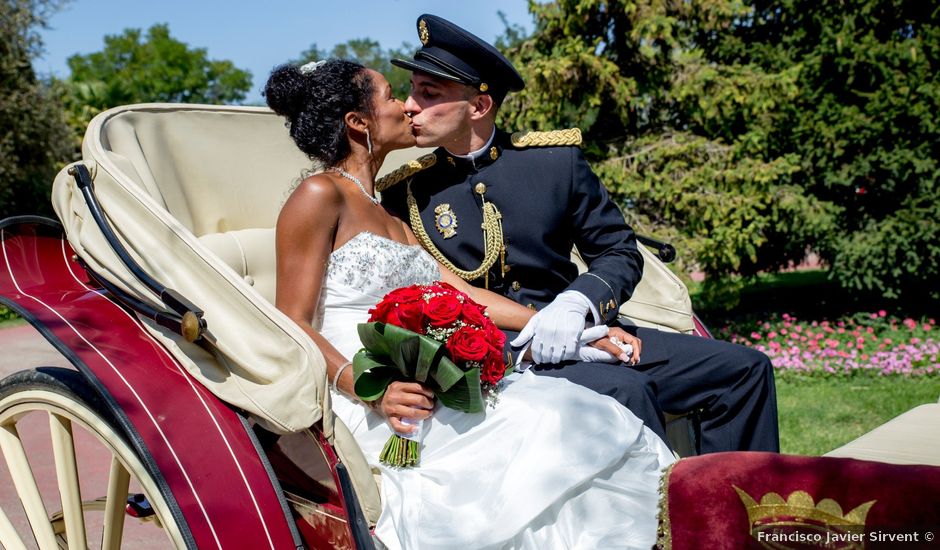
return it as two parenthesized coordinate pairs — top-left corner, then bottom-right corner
(264, 59), (375, 167)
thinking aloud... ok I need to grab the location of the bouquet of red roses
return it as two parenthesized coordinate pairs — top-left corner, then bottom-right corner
(352, 281), (510, 467)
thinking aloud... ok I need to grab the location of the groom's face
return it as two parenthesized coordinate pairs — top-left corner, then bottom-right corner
(403, 72), (476, 151)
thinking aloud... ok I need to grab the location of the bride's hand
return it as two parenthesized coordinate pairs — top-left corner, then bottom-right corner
(590, 327), (642, 365)
(375, 381), (435, 434)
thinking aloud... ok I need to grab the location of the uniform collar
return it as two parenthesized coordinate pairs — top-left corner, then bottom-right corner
(439, 127), (504, 172)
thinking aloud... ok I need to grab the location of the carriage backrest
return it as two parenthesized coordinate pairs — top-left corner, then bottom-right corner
(92, 105), (307, 235)
(53, 105), (326, 433)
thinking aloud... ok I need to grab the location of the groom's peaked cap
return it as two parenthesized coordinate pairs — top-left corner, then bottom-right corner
(392, 14), (525, 100)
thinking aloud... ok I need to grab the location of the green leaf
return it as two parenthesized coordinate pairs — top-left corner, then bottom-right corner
(353, 323), (489, 413)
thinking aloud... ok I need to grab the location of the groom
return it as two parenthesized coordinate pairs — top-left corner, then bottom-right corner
(380, 14), (779, 453)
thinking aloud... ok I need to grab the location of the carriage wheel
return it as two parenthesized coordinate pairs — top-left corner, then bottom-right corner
(0, 368), (186, 549)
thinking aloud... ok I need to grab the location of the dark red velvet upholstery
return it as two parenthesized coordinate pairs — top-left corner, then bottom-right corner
(659, 452), (940, 549)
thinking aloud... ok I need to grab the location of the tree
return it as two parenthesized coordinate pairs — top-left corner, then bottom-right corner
(498, 0), (837, 306)
(0, 0), (73, 218)
(59, 23), (252, 149)
(291, 38), (416, 100)
(696, 0), (940, 301)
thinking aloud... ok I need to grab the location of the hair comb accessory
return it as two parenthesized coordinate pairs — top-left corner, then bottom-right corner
(299, 60), (327, 75)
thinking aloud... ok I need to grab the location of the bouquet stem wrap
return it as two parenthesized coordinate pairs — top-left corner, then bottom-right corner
(353, 322), (485, 467)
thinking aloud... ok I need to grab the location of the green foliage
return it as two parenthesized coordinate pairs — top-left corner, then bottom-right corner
(0, 304), (22, 325)
(0, 0), (73, 218)
(291, 38), (416, 101)
(58, 24), (252, 151)
(597, 133), (839, 281)
(698, 0), (940, 303)
(498, 0), (939, 304)
(831, 187), (940, 300)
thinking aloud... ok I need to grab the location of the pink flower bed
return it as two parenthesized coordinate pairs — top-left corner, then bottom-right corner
(720, 312), (939, 376)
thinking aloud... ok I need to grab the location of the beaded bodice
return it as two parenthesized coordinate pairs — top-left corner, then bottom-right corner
(314, 232), (440, 352)
(326, 232), (439, 294)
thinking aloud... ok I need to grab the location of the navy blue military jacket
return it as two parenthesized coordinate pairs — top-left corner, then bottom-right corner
(381, 130), (643, 321)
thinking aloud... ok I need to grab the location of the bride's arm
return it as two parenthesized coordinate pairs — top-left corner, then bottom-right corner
(397, 220), (534, 330)
(277, 179), (433, 432)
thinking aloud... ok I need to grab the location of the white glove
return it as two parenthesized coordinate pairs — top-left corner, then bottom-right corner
(510, 290), (592, 364)
(575, 325), (617, 363)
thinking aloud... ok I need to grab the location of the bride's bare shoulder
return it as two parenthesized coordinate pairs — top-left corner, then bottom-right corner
(291, 172), (344, 204)
(278, 173), (343, 230)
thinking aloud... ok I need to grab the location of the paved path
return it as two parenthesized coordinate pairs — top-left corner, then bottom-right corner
(0, 323), (168, 548)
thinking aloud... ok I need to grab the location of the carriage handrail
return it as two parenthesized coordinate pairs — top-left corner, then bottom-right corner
(68, 163), (207, 342)
(637, 234), (677, 263)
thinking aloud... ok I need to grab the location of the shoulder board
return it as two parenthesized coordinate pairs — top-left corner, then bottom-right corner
(375, 153), (437, 192)
(510, 128), (582, 148)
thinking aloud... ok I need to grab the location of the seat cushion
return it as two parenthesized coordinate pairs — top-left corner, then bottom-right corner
(824, 403), (940, 466)
(199, 228), (277, 304)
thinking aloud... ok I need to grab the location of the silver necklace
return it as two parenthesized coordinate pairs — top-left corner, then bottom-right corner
(332, 168), (379, 205)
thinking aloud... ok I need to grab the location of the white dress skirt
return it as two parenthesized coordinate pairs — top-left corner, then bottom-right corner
(316, 232), (675, 550)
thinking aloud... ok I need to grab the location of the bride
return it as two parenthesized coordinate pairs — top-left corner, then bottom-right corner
(265, 59), (674, 550)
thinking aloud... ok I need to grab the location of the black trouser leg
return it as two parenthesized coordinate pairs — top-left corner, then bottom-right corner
(629, 327), (780, 453)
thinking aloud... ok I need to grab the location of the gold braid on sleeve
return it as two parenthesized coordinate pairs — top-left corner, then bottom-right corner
(407, 181), (504, 282)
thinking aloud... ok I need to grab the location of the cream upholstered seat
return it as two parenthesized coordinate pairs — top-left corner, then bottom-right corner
(825, 398), (940, 466)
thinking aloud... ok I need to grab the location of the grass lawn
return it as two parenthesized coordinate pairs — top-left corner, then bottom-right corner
(692, 268), (939, 455)
(777, 374), (940, 456)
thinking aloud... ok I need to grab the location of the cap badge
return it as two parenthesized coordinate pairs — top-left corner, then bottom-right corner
(479, 82), (489, 92)
(418, 19), (430, 45)
(434, 203), (458, 239)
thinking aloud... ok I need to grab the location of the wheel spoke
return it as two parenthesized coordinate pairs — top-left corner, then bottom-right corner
(0, 503), (29, 550)
(101, 456), (130, 550)
(0, 422), (58, 549)
(49, 413), (87, 549)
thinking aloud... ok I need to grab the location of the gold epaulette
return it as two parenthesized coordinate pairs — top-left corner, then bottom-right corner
(375, 153), (437, 192)
(510, 128), (582, 148)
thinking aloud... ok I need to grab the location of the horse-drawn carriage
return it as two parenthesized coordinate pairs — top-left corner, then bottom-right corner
(3, 104), (937, 549)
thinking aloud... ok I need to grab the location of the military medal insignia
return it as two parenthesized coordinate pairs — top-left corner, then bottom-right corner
(434, 203), (458, 239)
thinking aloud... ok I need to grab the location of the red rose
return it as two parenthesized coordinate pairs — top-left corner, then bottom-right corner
(426, 294), (462, 328)
(367, 298), (396, 323)
(481, 352), (508, 385)
(460, 301), (488, 327)
(484, 323), (506, 354)
(446, 326), (489, 362)
(386, 285), (426, 304)
(396, 298), (426, 333)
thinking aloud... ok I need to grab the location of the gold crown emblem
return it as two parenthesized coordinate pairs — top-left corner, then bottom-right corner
(418, 20), (430, 45)
(735, 486), (876, 549)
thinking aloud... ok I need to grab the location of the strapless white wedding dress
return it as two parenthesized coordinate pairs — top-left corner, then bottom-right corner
(317, 232), (674, 550)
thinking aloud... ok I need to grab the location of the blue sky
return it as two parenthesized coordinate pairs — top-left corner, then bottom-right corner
(36, 0), (535, 104)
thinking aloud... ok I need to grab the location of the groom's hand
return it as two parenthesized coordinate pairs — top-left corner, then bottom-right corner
(511, 290), (592, 364)
(378, 381), (435, 434)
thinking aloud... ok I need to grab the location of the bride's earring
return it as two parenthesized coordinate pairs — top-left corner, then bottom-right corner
(365, 128), (374, 156)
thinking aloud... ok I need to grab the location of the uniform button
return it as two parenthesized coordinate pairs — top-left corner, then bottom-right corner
(474, 182), (486, 195)
(526, 303), (536, 310)
(608, 299), (617, 310)
(511, 281), (521, 291)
